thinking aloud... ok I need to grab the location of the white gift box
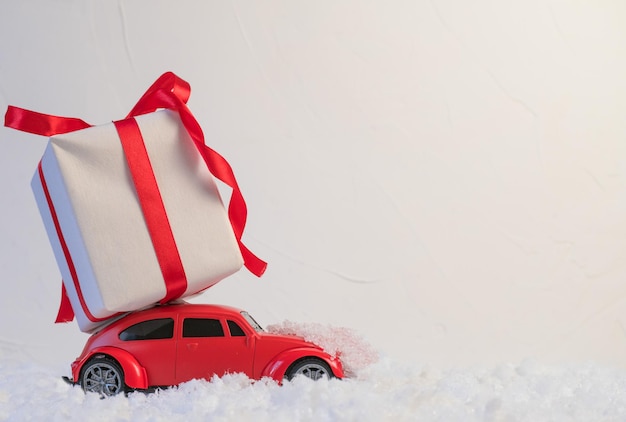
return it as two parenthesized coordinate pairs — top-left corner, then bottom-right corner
(31, 110), (244, 333)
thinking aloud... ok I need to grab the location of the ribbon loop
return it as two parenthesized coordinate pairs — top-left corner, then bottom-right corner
(126, 72), (191, 118)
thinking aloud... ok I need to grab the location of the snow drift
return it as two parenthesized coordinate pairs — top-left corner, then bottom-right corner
(2, 323), (626, 421)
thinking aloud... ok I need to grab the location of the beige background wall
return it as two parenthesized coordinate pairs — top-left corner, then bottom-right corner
(1, 1), (626, 368)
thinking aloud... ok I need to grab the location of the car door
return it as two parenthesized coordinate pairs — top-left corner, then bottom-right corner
(175, 315), (254, 384)
(117, 317), (177, 386)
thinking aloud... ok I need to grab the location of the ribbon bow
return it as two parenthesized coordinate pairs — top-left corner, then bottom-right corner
(5, 72), (267, 322)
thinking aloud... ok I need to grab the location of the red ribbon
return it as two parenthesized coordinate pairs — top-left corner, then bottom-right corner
(37, 161), (111, 323)
(114, 118), (188, 304)
(4, 107), (91, 137)
(5, 72), (267, 323)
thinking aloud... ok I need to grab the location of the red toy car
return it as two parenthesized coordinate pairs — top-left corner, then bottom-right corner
(65, 302), (344, 396)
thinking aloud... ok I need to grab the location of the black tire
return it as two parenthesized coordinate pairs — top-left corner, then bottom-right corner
(285, 358), (333, 381)
(80, 356), (126, 397)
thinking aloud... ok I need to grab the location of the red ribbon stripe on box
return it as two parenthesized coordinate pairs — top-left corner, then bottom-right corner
(36, 161), (111, 323)
(114, 118), (188, 304)
(5, 72), (267, 323)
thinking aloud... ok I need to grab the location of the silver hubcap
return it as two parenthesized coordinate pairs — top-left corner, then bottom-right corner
(83, 362), (122, 396)
(294, 363), (330, 380)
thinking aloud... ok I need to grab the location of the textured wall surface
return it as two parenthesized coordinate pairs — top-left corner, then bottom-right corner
(1, 1), (626, 369)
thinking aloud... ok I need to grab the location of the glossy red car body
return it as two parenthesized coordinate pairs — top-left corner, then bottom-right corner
(69, 302), (343, 392)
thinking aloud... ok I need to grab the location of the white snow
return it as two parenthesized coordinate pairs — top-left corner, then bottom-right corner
(2, 324), (626, 421)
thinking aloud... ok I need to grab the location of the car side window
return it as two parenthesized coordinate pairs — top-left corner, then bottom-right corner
(227, 320), (246, 337)
(119, 318), (174, 341)
(183, 318), (224, 337)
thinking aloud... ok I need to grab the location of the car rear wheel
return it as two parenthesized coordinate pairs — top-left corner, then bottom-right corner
(80, 357), (126, 397)
(285, 358), (333, 381)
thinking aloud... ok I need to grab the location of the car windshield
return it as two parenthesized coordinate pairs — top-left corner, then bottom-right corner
(241, 311), (264, 332)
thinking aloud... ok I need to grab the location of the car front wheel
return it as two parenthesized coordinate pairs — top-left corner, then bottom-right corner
(285, 358), (333, 381)
(80, 357), (126, 397)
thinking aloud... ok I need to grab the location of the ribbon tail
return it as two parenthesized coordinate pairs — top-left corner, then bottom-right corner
(238, 241), (267, 277)
(199, 144), (267, 277)
(5, 106), (91, 136)
(55, 282), (75, 323)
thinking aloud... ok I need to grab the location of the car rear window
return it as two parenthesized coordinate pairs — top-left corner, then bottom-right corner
(119, 318), (174, 341)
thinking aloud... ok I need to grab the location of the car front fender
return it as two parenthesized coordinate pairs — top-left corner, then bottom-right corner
(261, 348), (344, 382)
(74, 346), (149, 390)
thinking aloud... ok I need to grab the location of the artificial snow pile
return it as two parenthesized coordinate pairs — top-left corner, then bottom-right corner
(2, 323), (626, 421)
(266, 321), (379, 377)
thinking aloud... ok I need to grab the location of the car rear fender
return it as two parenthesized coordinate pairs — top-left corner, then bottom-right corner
(262, 348), (344, 381)
(76, 346), (148, 390)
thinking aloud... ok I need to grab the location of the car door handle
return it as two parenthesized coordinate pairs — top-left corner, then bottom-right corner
(187, 343), (198, 351)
